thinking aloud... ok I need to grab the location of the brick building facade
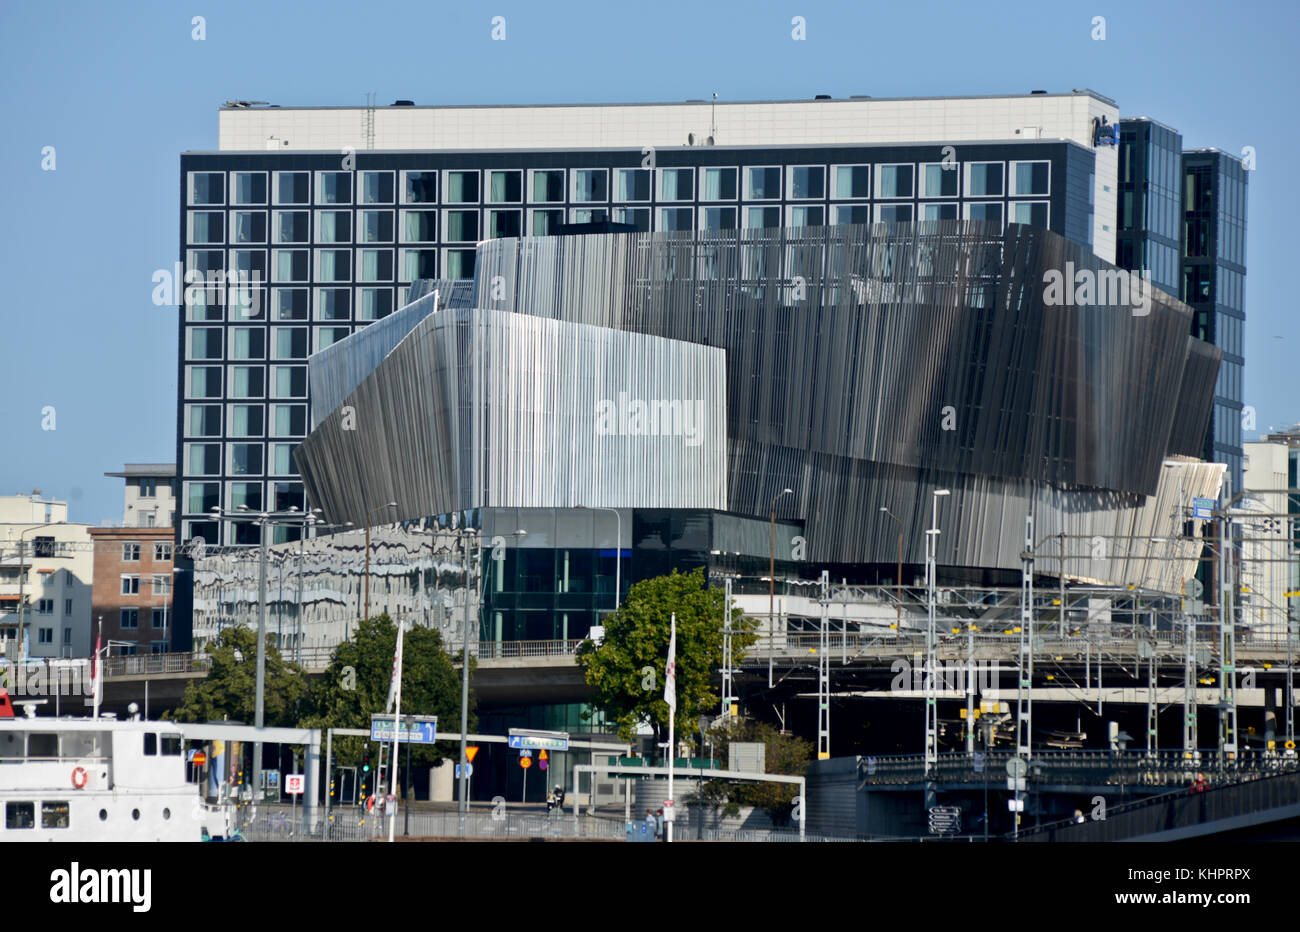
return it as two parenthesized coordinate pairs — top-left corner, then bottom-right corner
(87, 528), (175, 655)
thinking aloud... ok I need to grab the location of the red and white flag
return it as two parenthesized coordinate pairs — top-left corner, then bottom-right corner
(91, 631), (102, 717)
(384, 622), (405, 715)
(664, 614), (677, 712)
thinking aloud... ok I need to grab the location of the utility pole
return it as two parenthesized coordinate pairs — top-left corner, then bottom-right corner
(1015, 514), (1034, 835)
(966, 622), (976, 754)
(817, 570), (830, 761)
(1219, 476), (1239, 771)
(721, 577), (733, 720)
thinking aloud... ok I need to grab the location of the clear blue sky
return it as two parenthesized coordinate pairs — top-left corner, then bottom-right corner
(2, 0), (1296, 525)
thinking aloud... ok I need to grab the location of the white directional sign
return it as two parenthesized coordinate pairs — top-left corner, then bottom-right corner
(507, 728), (569, 751)
(928, 805), (961, 834)
(370, 714), (438, 744)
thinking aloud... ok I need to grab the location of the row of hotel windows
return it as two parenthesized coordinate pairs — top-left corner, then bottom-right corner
(186, 328), (344, 367)
(187, 162), (1052, 208)
(183, 520), (301, 546)
(120, 575), (173, 596)
(185, 442), (301, 479)
(180, 399), (308, 438)
(187, 198), (1052, 248)
(185, 286), (402, 323)
(183, 481), (304, 513)
(119, 542), (173, 562)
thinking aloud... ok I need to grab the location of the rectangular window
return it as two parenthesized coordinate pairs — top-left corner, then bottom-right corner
(659, 168), (694, 201)
(38, 628), (53, 644)
(188, 211), (224, 244)
(231, 211), (267, 244)
(120, 608), (140, 629)
(746, 206), (780, 229)
(570, 207), (608, 224)
(315, 249), (351, 282)
(444, 249), (475, 280)
(402, 249), (440, 280)
(530, 209), (564, 236)
(403, 171), (437, 204)
(187, 250), (224, 277)
(572, 169), (608, 202)
(230, 328), (266, 360)
(1012, 161), (1050, 196)
(229, 366), (265, 398)
(445, 170), (480, 204)
(270, 443), (297, 476)
(151, 641), (169, 654)
(700, 167), (737, 201)
(443, 210), (479, 242)
(788, 166), (825, 199)
(315, 327), (351, 351)
(184, 399), (218, 435)
(273, 211), (309, 243)
(229, 444), (263, 476)
(966, 202), (1004, 224)
(488, 209), (522, 238)
(274, 172), (310, 205)
(5, 803), (35, 829)
(64, 599), (73, 616)
(187, 481), (218, 514)
(272, 365), (307, 398)
(154, 542), (172, 561)
(615, 168), (651, 202)
(187, 365), (222, 398)
(316, 172), (352, 204)
(699, 207), (737, 230)
(745, 166), (781, 200)
(357, 288), (393, 321)
(232, 172), (267, 205)
(36, 599), (53, 615)
(788, 205), (824, 227)
(401, 210), (438, 242)
(877, 165), (914, 199)
(271, 405), (307, 437)
(315, 288), (351, 320)
(877, 204), (914, 222)
(271, 481), (305, 512)
(922, 203), (959, 221)
(921, 163), (959, 198)
(832, 165), (870, 199)
(274, 289), (308, 321)
(189, 172), (224, 205)
(613, 207), (650, 232)
(658, 207), (693, 232)
(228, 404), (264, 437)
(834, 204), (872, 225)
(152, 577), (171, 599)
(228, 481), (262, 511)
(272, 327), (308, 360)
(122, 542), (140, 562)
(487, 170), (523, 203)
(316, 211), (351, 243)
(273, 249), (309, 283)
(530, 170), (565, 203)
(360, 171), (394, 204)
(186, 444), (221, 476)
(966, 162), (1004, 197)
(228, 249), (267, 283)
(359, 210), (394, 243)
(188, 328), (222, 360)
(121, 577), (140, 596)
(1011, 201), (1049, 227)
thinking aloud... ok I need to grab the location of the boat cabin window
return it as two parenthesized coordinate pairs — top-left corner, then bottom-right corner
(0, 732), (23, 760)
(5, 802), (34, 830)
(28, 733), (58, 758)
(61, 732), (104, 759)
(42, 802), (70, 829)
(161, 734), (183, 756)
(144, 733), (157, 755)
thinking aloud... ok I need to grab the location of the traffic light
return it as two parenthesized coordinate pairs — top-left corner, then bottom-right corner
(362, 746), (371, 773)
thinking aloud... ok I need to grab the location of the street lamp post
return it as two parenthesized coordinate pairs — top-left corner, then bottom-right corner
(924, 489), (950, 786)
(880, 508), (903, 634)
(769, 489), (793, 688)
(16, 521), (65, 663)
(364, 502), (398, 622)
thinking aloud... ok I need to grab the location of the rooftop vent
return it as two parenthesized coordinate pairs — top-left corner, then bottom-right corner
(814, 94), (832, 100)
(849, 95), (872, 99)
(1031, 90), (1047, 94)
(392, 100), (415, 106)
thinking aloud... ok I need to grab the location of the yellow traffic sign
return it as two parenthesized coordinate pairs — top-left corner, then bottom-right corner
(539, 749), (548, 761)
(465, 746), (480, 763)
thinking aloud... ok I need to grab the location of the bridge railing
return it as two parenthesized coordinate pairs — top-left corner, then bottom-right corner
(858, 749), (1300, 788)
(475, 639), (584, 659)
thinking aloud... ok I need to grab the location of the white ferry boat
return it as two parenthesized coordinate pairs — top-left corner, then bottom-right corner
(0, 699), (234, 842)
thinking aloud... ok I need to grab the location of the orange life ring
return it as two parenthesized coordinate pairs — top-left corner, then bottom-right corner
(71, 766), (88, 789)
(365, 794), (375, 812)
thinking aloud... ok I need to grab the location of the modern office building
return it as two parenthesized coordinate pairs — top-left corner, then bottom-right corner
(0, 494), (94, 659)
(177, 90), (1125, 549)
(1116, 118), (1183, 298)
(104, 464), (177, 528)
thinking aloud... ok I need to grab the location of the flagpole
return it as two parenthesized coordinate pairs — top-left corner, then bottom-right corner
(388, 620), (404, 843)
(91, 621), (101, 720)
(666, 612), (676, 843)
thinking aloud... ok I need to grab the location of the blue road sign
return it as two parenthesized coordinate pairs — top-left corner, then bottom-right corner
(507, 730), (569, 751)
(370, 715), (438, 744)
(1193, 497), (1215, 520)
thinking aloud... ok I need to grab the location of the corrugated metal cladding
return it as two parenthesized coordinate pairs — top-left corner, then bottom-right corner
(805, 757), (864, 838)
(298, 221), (1222, 588)
(295, 308), (727, 527)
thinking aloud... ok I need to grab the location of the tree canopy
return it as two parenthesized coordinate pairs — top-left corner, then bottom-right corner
(575, 567), (755, 744)
(168, 625), (308, 727)
(694, 717), (812, 825)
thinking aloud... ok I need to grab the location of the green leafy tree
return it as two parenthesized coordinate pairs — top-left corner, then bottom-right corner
(302, 614), (474, 772)
(575, 568), (754, 747)
(167, 626), (308, 726)
(690, 718), (812, 826)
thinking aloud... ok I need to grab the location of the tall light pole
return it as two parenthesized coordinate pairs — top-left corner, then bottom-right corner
(925, 489), (950, 786)
(769, 489), (793, 688)
(879, 507), (903, 633)
(364, 502), (398, 622)
(576, 506), (621, 615)
(16, 521), (65, 663)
